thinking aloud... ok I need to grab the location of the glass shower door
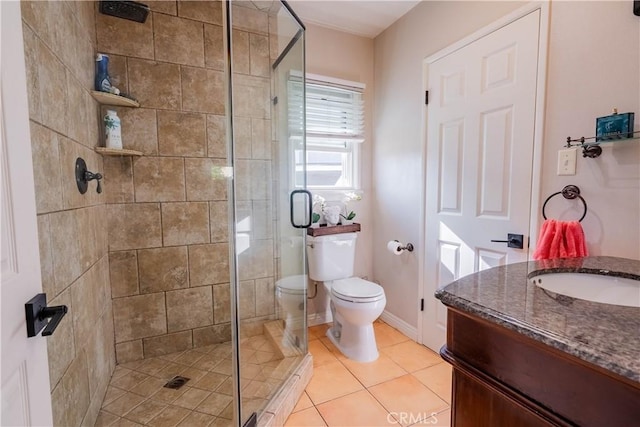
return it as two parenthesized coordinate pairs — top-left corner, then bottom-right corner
(226, 1), (307, 425)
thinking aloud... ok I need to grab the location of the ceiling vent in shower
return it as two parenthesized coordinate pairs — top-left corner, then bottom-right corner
(99, 1), (150, 23)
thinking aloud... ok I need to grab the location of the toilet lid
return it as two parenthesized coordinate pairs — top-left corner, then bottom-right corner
(276, 275), (307, 294)
(331, 277), (384, 302)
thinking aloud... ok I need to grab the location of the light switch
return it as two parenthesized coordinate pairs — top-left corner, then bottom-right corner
(557, 148), (577, 175)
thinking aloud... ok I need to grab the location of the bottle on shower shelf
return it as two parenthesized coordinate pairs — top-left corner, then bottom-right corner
(104, 110), (122, 150)
(95, 53), (112, 93)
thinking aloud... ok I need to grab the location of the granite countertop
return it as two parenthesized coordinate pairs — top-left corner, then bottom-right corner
(435, 256), (640, 382)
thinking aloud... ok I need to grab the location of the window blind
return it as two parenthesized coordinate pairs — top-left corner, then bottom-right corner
(288, 76), (365, 147)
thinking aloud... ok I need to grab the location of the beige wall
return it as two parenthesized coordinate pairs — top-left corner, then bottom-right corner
(21, 1), (115, 426)
(304, 23), (375, 322)
(372, 1), (523, 329)
(541, 1), (640, 257)
(373, 1), (640, 329)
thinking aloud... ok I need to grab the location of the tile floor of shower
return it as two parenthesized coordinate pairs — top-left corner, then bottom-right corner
(96, 333), (303, 427)
(95, 321), (451, 427)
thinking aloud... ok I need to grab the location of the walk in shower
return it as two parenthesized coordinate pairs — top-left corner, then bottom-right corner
(96, 1), (309, 425)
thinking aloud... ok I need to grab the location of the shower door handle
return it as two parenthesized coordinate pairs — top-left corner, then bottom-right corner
(290, 190), (312, 229)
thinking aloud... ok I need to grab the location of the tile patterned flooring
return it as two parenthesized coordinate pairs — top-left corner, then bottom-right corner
(285, 321), (452, 427)
(96, 335), (302, 427)
(96, 322), (451, 427)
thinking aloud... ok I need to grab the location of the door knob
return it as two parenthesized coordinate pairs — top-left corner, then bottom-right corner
(491, 233), (524, 249)
(25, 293), (68, 337)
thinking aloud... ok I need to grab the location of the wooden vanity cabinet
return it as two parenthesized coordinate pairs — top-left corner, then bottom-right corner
(441, 309), (640, 427)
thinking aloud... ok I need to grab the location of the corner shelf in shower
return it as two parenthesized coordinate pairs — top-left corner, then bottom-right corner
(307, 223), (361, 237)
(91, 91), (141, 157)
(94, 147), (143, 157)
(90, 91), (140, 108)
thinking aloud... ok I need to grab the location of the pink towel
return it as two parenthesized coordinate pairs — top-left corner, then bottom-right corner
(532, 219), (588, 260)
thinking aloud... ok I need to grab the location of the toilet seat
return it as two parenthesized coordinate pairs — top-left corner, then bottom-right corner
(330, 277), (385, 303)
(276, 275), (307, 295)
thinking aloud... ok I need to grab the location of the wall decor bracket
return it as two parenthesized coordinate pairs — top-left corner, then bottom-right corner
(565, 130), (640, 158)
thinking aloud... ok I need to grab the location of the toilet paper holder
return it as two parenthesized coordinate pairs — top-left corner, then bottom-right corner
(391, 240), (414, 253)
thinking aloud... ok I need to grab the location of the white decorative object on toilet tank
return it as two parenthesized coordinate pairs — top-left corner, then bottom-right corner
(322, 205), (341, 226)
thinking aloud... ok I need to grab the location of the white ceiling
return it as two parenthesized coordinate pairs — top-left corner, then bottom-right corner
(288, 1), (421, 38)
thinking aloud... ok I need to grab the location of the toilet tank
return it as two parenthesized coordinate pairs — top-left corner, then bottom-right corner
(306, 232), (357, 282)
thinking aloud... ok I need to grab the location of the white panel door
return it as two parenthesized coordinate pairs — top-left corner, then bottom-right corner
(1, 2), (54, 425)
(422, 10), (541, 351)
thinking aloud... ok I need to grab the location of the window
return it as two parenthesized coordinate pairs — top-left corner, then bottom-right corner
(289, 74), (364, 190)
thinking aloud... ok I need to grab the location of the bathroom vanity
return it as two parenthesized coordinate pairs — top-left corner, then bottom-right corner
(435, 257), (640, 427)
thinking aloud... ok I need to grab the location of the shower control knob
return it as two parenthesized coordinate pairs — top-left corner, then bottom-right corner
(84, 171), (103, 194)
(75, 157), (103, 194)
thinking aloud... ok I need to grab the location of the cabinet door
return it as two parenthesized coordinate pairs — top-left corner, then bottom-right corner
(452, 370), (556, 427)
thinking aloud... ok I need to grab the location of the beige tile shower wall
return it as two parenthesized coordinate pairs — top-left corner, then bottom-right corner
(21, 1), (115, 426)
(99, 1), (277, 363)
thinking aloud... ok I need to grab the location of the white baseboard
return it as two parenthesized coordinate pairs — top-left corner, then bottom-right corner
(380, 310), (418, 341)
(308, 309), (418, 342)
(307, 311), (332, 327)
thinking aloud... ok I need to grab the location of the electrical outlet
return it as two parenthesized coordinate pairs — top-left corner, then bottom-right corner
(557, 148), (577, 175)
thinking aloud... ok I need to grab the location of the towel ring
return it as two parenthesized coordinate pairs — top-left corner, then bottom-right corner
(542, 185), (587, 222)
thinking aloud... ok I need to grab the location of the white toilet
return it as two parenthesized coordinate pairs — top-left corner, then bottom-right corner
(275, 275), (307, 333)
(306, 232), (386, 362)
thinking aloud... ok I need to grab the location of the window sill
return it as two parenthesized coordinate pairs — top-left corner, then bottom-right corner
(310, 189), (363, 202)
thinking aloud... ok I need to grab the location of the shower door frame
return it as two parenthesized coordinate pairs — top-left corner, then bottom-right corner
(223, 1), (308, 425)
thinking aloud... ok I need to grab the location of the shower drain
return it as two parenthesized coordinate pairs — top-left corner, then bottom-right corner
(164, 376), (190, 389)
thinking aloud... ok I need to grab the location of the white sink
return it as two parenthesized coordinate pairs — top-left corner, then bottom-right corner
(531, 273), (640, 308)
